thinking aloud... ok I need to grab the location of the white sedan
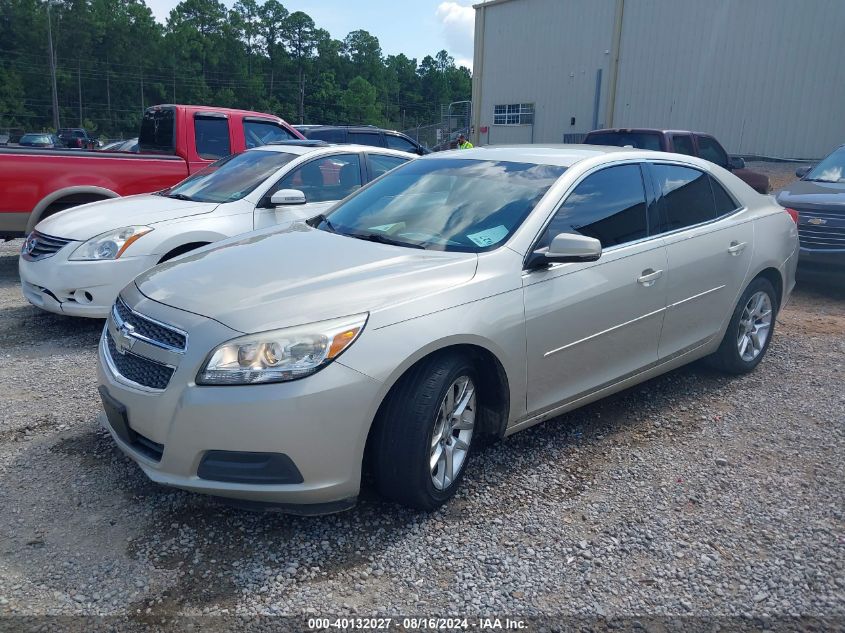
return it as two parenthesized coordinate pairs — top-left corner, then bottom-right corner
(19, 143), (413, 317)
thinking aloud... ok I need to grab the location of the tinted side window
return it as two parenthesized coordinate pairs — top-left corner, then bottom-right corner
(244, 120), (295, 149)
(537, 164), (648, 250)
(348, 132), (384, 147)
(194, 117), (231, 160)
(385, 134), (417, 153)
(672, 135), (695, 156)
(139, 108), (175, 154)
(697, 136), (729, 168)
(367, 154), (410, 179)
(274, 153), (362, 203)
(652, 164), (715, 232)
(710, 175), (739, 215)
(307, 128), (346, 143)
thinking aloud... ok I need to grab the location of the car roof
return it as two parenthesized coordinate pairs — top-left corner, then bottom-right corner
(588, 127), (714, 136)
(428, 144), (638, 167)
(246, 143), (415, 158)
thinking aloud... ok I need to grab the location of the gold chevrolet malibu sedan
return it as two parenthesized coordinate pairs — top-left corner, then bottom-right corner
(97, 145), (799, 513)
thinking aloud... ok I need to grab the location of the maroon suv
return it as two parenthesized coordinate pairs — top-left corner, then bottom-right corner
(584, 128), (770, 194)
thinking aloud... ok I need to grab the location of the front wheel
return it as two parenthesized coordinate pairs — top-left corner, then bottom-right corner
(370, 353), (479, 510)
(707, 277), (778, 374)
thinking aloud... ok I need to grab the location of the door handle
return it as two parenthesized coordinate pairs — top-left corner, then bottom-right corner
(637, 268), (663, 286)
(727, 241), (747, 255)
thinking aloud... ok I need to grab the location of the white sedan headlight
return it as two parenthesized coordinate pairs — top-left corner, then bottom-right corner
(197, 314), (368, 385)
(69, 226), (153, 261)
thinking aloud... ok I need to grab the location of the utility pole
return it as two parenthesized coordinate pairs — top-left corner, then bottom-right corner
(46, 0), (60, 131)
(77, 61), (82, 127)
(106, 60), (111, 127)
(172, 66), (176, 102)
(139, 65), (144, 113)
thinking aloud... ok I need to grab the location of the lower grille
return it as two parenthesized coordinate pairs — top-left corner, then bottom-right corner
(22, 230), (73, 261)
(106, 330), (175, 390)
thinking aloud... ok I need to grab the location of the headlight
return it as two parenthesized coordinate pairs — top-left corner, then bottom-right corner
(197, 313), (368, 385)
(69, 226), (153, 261)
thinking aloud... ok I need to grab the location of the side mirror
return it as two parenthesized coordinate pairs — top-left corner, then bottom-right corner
(270, 189), (306, 206)
(728, 156), (745, 170)
(528, 233), (602, 269)
(795, 165), (812, 178)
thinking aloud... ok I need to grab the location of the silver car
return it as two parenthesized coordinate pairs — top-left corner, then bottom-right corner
(97, 145), (799, 513)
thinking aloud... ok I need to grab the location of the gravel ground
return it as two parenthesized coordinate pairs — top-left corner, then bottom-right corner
(1, 166), (843, 625)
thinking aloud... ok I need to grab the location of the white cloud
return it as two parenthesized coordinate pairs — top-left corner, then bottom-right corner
(435, 1), (475, 70)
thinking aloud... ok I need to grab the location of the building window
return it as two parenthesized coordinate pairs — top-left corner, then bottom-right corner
(494, 103), (534, 125)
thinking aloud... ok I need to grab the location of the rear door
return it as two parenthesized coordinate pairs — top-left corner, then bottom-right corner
(523, 162), (668, 414)
(647, 162), (754, 360)
(254, 152), (364, 229)
(189, 112), (232, 173)
(670, 133), (696, 156)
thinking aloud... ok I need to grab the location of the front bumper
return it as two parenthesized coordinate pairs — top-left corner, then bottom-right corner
(797, 247), (845, 275)
(19, 248), (159, 318)
(96, 288), (383, 509)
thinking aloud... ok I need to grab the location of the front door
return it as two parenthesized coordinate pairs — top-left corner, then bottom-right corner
(523, 163), (668, 415)
(646, 162), (754, 359)
(254, 153), (364, 230)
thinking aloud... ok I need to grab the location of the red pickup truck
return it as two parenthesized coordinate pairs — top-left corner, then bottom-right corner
(0, 104), (302, 239)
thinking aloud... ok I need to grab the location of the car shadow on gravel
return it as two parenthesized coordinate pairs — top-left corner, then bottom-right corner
(0, 304), (103, 348)
(2, 351), (741, 618)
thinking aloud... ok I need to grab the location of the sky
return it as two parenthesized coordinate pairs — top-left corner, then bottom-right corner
(145, 0), (477, 69)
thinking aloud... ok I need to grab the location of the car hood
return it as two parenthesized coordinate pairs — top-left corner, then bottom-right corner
(35, 194), (218, 241)
(776, 179), (845, 209)
(135, 224), (479, 333)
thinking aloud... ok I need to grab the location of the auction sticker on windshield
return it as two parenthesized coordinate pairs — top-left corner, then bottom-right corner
(466, 225), (508, 247)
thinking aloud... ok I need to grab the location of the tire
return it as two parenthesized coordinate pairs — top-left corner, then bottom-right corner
(707, 277), (778, 374)
(370, 352), (479, 510)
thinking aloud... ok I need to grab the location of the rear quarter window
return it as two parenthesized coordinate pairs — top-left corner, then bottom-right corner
(584, 132), (662, 151)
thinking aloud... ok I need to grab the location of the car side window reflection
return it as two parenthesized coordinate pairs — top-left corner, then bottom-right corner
(269, 154), (363, 204)
(537, 164), (648, 250)
(651, 164), (716, 232)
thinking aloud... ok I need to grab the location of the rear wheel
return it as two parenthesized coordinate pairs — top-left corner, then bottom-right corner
(370, 353), (478, 510)
(708, 277), (777, 374)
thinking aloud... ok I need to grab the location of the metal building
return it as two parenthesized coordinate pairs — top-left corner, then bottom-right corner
(471, 0), (845, 159)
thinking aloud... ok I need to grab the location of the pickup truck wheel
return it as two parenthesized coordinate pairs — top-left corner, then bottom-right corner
(708, 277), (778, 374)
(371, 353), (478, 510)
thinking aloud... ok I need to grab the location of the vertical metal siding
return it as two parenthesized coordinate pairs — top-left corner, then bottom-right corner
(474, 0), (845, 158)
(613, 0), (845, 158)
(475, 0), (617, 145)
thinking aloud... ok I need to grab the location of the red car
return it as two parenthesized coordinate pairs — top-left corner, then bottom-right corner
(0, 105), (302, 239)
(583, 128), (770, 194)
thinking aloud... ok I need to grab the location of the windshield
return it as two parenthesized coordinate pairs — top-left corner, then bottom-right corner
(165, 150), (296, 203)
(805, 146), (845, 183)
(317, 158), (566, 252)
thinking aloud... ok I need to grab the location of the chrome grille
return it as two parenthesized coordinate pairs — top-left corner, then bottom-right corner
(21, 230), (73, 261)
(113, 296), (187, 352)
(795, 208), (845, 251)
(105, 330), (175, 390)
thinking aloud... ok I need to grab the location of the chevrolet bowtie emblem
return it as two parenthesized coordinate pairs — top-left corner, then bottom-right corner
(115, 321), (137, 355)
(807, 217), (827, 225)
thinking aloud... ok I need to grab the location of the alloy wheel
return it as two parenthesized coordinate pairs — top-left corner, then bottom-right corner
(737, 290), (773, 362)
(430, 375), (476, 491)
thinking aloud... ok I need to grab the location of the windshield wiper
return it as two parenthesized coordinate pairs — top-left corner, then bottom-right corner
(345, 231), (425, 249)
(166, 193), (195, 201)
(308, 213), (338, 233)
